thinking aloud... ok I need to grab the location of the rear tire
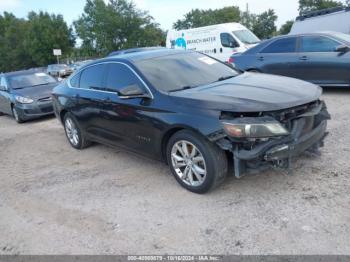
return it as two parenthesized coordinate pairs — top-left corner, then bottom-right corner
(63, 113), (91, 150)
(12, 106), (24, 123)
(166, 130), (228, 194)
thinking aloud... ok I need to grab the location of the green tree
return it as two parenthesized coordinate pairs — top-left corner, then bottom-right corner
(240, 11), (257, 31)
(251, 9), (278, 39)
(279, 20), (294, 35)
(25, 11), (75, 67)
(0, 13), (30, 72)
(0, 11), (74, 72)
(173, 6), (241, 30)
(74, 0), (165, 56)
(299, 0), (345, 14)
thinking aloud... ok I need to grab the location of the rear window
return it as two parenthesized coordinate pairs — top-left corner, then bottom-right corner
(261, 37), (297, 53)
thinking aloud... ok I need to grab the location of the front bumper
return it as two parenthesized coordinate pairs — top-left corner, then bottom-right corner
(264, 120), (327, 161)
(15, 100), (54, 120)
(225, 102), (330, 178)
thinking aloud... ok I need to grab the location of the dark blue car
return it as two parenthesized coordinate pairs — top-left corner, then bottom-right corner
(229, 32), (350, 87)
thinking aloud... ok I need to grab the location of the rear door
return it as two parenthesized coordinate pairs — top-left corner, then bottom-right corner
(294, 35), (349, 85)
(257, 37), (298, 77)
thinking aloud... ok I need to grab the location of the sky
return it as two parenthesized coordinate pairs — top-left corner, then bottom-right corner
(0, 0), (347, 30)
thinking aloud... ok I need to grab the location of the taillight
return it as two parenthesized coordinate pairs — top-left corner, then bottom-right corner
(228, 57), (234, 64)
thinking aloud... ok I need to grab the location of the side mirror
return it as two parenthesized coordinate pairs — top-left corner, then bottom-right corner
(0, 85), (7, 92)
(118, 84), (150, 99)
(335, 45), (350, 53)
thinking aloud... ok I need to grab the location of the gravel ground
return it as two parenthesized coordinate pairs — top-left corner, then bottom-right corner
(0, 89), (349, 255)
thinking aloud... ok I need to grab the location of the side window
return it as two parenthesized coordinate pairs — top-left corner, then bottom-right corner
(105, 63), (145, 93)
(220, 33), (239, 48)
(70, 72), (81, 88)
(0, 77), (7, 89)
(300, 36), (340, 52)
(261, 37), (297, 53)
(80, 64), (106, 90)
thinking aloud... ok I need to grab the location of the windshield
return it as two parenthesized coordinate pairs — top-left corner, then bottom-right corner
(333, 32), (350, 44)
(135, 52), (239, 92)
(233, 30), (260, 45)
(8, 72), (56, 89)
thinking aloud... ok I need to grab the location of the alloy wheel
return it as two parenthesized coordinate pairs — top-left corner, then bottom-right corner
(65, 118), (79, 146)
(171, 140), (207, 187)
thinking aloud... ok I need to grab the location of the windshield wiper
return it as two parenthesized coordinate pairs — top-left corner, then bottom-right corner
(15, 83), (50, 89)
(217, 75), (236, 82)
(170, 85), (197, 93)
(31, 83), (51, 87)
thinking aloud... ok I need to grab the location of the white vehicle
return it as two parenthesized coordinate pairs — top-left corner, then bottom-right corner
(290, 7), (350, 35)
(166, 23), (260, 62)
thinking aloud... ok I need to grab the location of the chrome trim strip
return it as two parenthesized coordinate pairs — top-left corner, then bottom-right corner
(67, 61), (154, 99)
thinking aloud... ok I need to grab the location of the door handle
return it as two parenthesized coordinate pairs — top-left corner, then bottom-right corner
(258, 56), (264, 61)
(299, 56), (308, 61)
(220, 48), (223, 53)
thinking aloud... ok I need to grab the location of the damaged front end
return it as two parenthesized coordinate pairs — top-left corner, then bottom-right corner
(211, 100), (331, 178)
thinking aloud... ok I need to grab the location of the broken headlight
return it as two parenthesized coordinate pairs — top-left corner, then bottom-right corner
(222, 117), (289, 138)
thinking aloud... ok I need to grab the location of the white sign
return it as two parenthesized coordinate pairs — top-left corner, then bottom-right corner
(53, 49), (62, 56)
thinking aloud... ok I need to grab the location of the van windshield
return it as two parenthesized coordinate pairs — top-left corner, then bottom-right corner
(135, 52), (239, 93)
(233, 30), (260, 45)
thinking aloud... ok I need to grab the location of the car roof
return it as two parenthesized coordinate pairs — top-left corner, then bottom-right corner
(103, 48), (189, 63)
(108, 47), (165, 57)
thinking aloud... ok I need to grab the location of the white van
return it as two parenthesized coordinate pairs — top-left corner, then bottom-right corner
(290, 7), (350, 35)
(166, 23), (260, 62)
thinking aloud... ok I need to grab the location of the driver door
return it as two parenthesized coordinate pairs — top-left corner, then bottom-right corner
(98, 63), (157, 156)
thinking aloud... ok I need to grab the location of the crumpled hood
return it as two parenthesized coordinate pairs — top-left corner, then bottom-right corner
(12, 82), (58, 100)
(170, 72), (322, 112)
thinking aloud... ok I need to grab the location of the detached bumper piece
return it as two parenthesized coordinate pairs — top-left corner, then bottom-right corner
(232, 102), (330, 178)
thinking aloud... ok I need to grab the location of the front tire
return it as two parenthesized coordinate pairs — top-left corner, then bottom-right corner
(63, 113), (90, 149)
(12, 106), (24, 123)
(166, 130), (228, 194)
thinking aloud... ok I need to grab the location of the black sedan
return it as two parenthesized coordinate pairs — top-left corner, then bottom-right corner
(229, 32), (350, 87)
(52, 49), (330, 193)
(0, 70), (58, 123)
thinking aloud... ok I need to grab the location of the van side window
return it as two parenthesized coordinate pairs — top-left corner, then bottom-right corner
(220, 33), (239, 48)
(261, 37), (297, 53)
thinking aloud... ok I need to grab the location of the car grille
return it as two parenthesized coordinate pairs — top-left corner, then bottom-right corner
(38, 97), (52, 102)
(40, 105), (53, 113)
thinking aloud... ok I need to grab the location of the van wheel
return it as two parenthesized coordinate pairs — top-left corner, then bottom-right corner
(166, 130), (228, 194)
(12, 106), (24, 123)
(63, 113), (91, 149)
